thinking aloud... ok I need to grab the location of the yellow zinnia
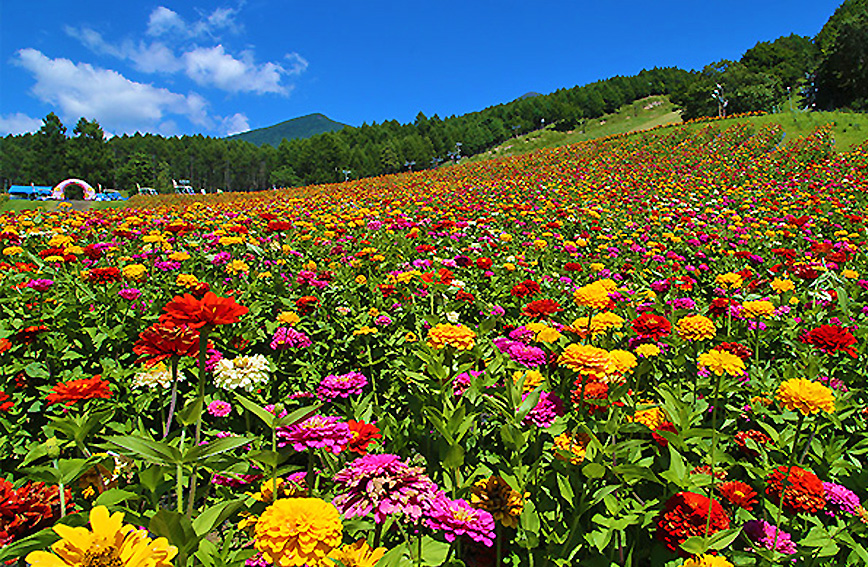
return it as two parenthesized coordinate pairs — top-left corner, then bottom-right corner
(426, 324), (476, 350)
(255, 497), (343, 567)
(26, 505), (176, 567)
(553, 431), (590, 464)
(327, 540), (386, 567)
(683, 555), (734, 567)
(573, 280), (614, 310)
(469, 476), (526, 528)
(770, 278), (795, 293)
(558, 344), (610, 379)
(742, 300), (775, 319)
(277, 311), (301, 326)
(698, 349), (745, 377)
(676, 315), (716, 341)
(776, 378), (836, 415)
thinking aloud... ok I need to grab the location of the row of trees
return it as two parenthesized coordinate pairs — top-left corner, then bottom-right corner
(671, 0), (868, 118)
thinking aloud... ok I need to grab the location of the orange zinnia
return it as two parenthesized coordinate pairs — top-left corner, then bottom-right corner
(161, 292), (248, 329)
(46, 375), (111, 406)
(133, 321), (201, 367)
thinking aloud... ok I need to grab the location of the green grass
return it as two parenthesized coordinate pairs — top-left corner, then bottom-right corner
(0, 199), (131, 213)
(464, 95), (682, 163)
(464, 96), (868, 163)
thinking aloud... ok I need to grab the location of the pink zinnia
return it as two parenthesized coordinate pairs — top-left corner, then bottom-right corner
(270, 327), (312, 350)
(208, 399), (232, 417)
(333, 453), (442, 523)
(520, 390), (564, 428)
(317, 371), (367, 401)
(425, 496), (496, 546)
(26, 279), (54, 292)
(506, 343), (547, 368)
(119, 287), (142, 301)
(276, 414), (352, 453)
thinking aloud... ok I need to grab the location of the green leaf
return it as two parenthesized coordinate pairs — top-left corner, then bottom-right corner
(95, 488), (141, 507)
(149, 510), (199, 559)
(420, 536), (451, 566)
(177, 396), (204, 426)
(0, 527), (59, 562)
(706, 528), (742, 550)
(442, 443), (465, 469)
(273, 404), (322, 428)
(234, 394), (275, 428)
(185, 436), (254, 463)
(106, 435), (183, 466)
(582, 463), (606, 479)
(679, 535), (709, 555)
(193, 499), (245, 537)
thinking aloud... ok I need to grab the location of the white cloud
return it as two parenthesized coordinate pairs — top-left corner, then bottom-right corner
(69, 26), (184, 74)
(14, 48), (213, 133)
(221, 113), (250, 136)
(183, 45), (296, 94)
(0, 113), (43, 136)
(147, 6), (241, 39)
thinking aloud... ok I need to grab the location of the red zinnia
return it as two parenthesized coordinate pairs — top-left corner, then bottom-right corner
(0, 338), (11, 353)
(707, 298), (731, 317)
(133, 321), (201, 367)
(267, 220), (293, 232)
(631, 313), (671, 339)
(456, 290), (476, 303)
(522, 299), (563, 318)
(655, 492), (730, 556)
(46, 375), (111, 406)
(295, 295), (320, 316)
(651, 422), (678, 447)
(511, 280), (541, 298)
(765, 465), (826, 514)
(85, 267), (122, 284)
(15, 325), (47, 345)
(476, 257), (493, 270)
(716, 481), (757, 511)
(800, 325), (858, 358)
(713, 342), (753, 361)
(0, 392), (13, 412)
(161, 291), (248, 329)
(571, 380), (610, 415)
(564, 262), (583, 272)
(0, 479), (70, 547)
(734, 429), (772, 457)
(345, 420), (382, 455)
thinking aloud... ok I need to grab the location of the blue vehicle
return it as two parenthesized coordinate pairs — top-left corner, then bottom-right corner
(7, 185), (53, 200)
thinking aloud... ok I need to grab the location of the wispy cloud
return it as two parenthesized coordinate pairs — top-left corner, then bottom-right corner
(146, 5), (242, 39)
(183, 45), (305, 95)
(221, 112), (250, 136)
(14, 48), (212, 133)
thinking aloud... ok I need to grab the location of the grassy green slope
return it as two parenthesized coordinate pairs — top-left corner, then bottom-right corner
(464, 95), (868, 163)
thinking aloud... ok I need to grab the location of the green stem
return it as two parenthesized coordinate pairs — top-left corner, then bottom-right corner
(187, 328), (211, 518)
(54, 459), (66, 517)
(176, 463), (184, 512)
(772, 413), (805, 552)
(163, 356), (180, 439)
(705, 371), (724, 537)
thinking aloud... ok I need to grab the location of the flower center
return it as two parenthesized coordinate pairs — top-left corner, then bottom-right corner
(83, 544), (123, 567)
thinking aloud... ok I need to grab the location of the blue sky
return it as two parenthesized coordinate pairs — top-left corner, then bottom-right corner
(0, 0), (843, 137)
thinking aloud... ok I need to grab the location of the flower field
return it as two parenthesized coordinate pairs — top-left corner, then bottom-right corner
(1, 120), (867, 567)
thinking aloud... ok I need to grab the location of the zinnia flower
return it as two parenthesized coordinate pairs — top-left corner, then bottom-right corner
(800, 324), (858, 357)
(469, 476), (525, 528)
(25, 505), (176, 567)
(558, 344), (610, 379)
(426, 496), (496, 546)
(775, 378), (835, 415)
(345, 420), (382, 455)
(573, 280), (614, 310)
(46, 375), (111, 406)
(631, 313), (671, 339)
(654, 492), (730, 556)
(716, 481), (757, 511)
(553, 431), (590, 464)
(426, 323), (476, 350)
(317, 371), (367, 400)
(270, 327), (312, 350)
(0, 480), (69, 547)
(254, 498), (342, 567)
(743, 519), (796, 554)
(697, 349), (745, 377)
(276, 414), (352, 453)
(742, 300), (775, 319)
(765, 465), (826, 514)
(214, 355), (270, 391)
(161, 291), (248, 329)
(521, 299), (563, 318)
(208, 400), (232, 417)
(332, 453), (442, 523)
(327, 539), (386, 567)
(823, 482), (861, 516)
(133, 321), (200, 367)
(676, 315), (716, 341)
(520, 391), (564, 428)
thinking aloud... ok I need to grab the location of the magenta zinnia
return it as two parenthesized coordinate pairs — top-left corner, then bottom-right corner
(276, 414), (352, 453)
(425, 496), (496, 546)
(317, 371), (367, 401)
(332, 453), (442, 523)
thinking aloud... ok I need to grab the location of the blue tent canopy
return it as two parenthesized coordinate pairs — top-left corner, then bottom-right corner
(7, 185), (53, 200)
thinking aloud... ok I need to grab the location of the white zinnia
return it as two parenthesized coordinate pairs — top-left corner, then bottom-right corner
(132, 362), (178, 389)
(214, 355), (270, 391)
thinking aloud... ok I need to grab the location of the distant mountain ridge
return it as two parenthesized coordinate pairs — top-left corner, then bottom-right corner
(227, 113), (347, 147)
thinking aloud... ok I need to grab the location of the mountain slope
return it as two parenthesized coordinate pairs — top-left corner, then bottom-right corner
(227, 113), (348, 147)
